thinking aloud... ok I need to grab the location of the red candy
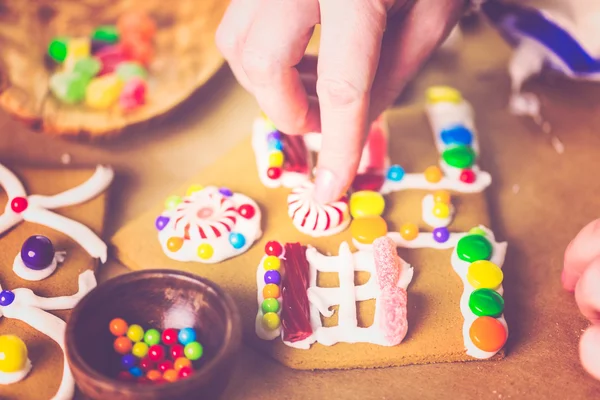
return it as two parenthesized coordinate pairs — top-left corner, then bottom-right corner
(117, 11), (156, 41)
(96, 45), (130, 75)
(460, 169), (476, 184)
(238, 204), (256, 219)
(158, 360), (173, 373)
(122, 36), (154, 66)
(161, 329), (178, 345)
(118, 371), (134, 381)
(265, 241), (283, 257)
(119, 77), (146, 111)
(179, 366), (193, 379)
(137, 377), (150, 384)
(170, 344), (185, 359)
(148, 344), (165, 361)
(10, 197), (28, 213)
(266, 167), (282, 180)
(139, 357), (154, 372)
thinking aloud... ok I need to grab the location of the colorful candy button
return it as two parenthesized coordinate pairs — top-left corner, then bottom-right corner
(184, 342), (203, 361)
(349, 190), (385, 218)
(121, 354), (137, 369)
(265, 241), (283, 257)
(457, 234), (493, 262)
(155, 216), (169, 231)
(127, 324), (145, 342)
(351, 216), (388, 244)
(469, 227), (486, 236)
(166, 237), (183, 252)
(109, 318), (128, 336)
(229, 232), (246, 249)
(262, 312), (280, 330)
(263, 284), (280, 299)
(268, 151), (284, 168)
(114, 337), (133, 355)
(262, 298), (280, 313)
(386, 165), (405, 182)
(467, 260), (503, 289)
(164, 195), (182, 210)
(186, 184), (204, 196)
(460, 169), (476, 184)
(162, 329), (178, 346)
(144, 329), (161, 346)
(158, 360), (174, 373)
(132, 342), (149, 358)
(129, 366), (143, 377)
(263, 255), (281, 271)
(442, 145), (476, 169)
(139, 357), (154, 372)
(432, 227), (450, 243)
(0, 335), (28, 373)
(424, 166), (443, 183)
(146, 369), (162, 381)
(197, 243), (214, 260)
(469, 316), (507, 352)
(432, 202), (450, 219)
(264, 270), (281, 285)
(179, 366), (193, 379)
(148, 345), (165, 361)
(174, 357), (192, 371)
(163, 369), (179, 382)
(0, 290), (14, 307)
(426, 86), (463, 104)
(469, 288), (504, 317)
(170, 344), (185, 359)
(440, 125), (473, 146)
(433, 190), (451, 204)
(400, 222), (419, 241)
(238, 204), (256, 219)
(268, 140), (283, 151)
(266, 130), (281, 142)
(267, 167), (282, 180)
(178, 328), (196, 346)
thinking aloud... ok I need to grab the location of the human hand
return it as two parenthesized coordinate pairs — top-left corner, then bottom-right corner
(216, 0), (466, 203)
(563, 219), (600, 380)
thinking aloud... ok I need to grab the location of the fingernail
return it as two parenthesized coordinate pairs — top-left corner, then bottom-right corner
(313, 168), (343, 204)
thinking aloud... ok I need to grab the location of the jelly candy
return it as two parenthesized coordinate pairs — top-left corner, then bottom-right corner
(48, 37), (69, 63)
(119, 77), (147, 111)
(116, 61), (148, 81)
(96, 45), (131, 75)
(49, 71), (88, 104)
(351, 216), (388, 244)
(117, 11), (157, 41)
(92, 25), (119, 44)
(64, 37), (91, 71)
(73, 57), (101, 79)
(85, 74), (123, 109)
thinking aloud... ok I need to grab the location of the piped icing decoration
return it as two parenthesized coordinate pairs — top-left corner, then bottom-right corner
(287, 182), (350, 237)
(0, 164), (113, 262)
(422, 191), (455, 228)
(156, 185), (262, 263)
(13, 235), (67, 281)
(380, 87), (491, 194)
(255, 241), (285, 340)
(0, 270), (97, 398)
(0, 335), (32, 385)
(281, 243), (313, 343)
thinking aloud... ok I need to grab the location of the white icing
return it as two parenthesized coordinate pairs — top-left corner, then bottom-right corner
(353, 232), (466, 251)
(282, 242), (413, 349)
(421, 194), (455, 228)
(287, 182), (350, 237)
(426, 101), (480, 155)
(12, 251), (66, 282)
(0, 360), (32, 385)
(381, 170), (491, 194)
(158, 186), (262, 263)
(0, 163), (112, 263)
(255, 254), (283, 341)
(0, 270), (97, 400)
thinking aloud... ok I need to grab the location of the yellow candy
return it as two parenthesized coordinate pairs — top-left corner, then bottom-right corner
(260, 111), (277, 131)
(467, 260), (503, 289)
(399, 222), (419, 241)
(268, 151), (284, 168)
(349, 190), (385, 218)
(351, 216), (388, 244)
(197, 243), (214, 260)
(164, 195), (182, 210)
(432, 202), (450, 219)
(433, 190), (451, 204)
(64, 37), (91, 70)
(426, 86), (463, 104)
(424, 166), (443, 183)
(262, 312), (281, 331)
(186, 184), (204, 196)
(469, 227), (487, 236)
(0, 335), (28, 373)
(85, 74), (123, 109)
(263, 255), (281, 271)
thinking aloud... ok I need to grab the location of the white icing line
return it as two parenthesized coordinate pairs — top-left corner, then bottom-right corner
(12, 251), (66, 282)
(421, 194), (454, 228)
(0, 359), (32, 385)
(354, 232), (466, 251)
(381, 171), (491, 194)
(0, 163), (27, 199)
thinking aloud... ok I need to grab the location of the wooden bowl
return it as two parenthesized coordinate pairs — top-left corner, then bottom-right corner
(65, 270), (242, 400)
(0, 0), (228, 139)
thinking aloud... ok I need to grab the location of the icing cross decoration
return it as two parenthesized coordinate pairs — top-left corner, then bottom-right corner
(0, 164), (114, 262)
(0, 271), (97, 400)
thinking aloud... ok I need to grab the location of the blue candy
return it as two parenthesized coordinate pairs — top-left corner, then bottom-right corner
(268, 140), (283, 151)
(229, 232), (246, 249)
(129, 366), (143, 377)
(386, 165), (405, 182)
(178, 327), (197, 345)
(440, 125), (473, 146)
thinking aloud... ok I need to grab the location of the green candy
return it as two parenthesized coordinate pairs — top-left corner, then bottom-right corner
(469, 227), (487, 236)
(49, 71), (88, 104)
(261, 298), (280, 314)
(469, 288), (504, 317)
(184, 341), (204, 361)
(48, 37), (69, 63)
(92, 25), (119, 43)
(144, 329), (161, 346)
(441, 145), (476, 169)
(116, 62), (148, 82)
(457, 234), (492, 263)
(73, 57), (101, 79)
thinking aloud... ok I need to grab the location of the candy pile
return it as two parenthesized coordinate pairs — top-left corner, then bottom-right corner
(257, 240), (284, 333)
(109, 318), (203, 384)
(47, 11), (155, 111)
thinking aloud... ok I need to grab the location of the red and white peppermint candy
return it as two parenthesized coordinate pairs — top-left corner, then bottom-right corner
(287, 182), (350, 237)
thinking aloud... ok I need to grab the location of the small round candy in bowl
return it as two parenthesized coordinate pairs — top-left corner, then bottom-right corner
(65, 270), (241, 400)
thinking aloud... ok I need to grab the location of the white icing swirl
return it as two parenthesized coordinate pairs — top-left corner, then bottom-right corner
(0, 360), (32, 385)
(12, 251), (66, 282)
(421, 194), (455, 228)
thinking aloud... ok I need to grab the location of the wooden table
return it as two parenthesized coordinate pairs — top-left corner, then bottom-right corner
(2, 20), (600, 400)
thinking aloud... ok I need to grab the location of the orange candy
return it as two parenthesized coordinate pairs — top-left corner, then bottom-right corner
(399, 222), (419, 241)
(469, 316), (507, 352)
(146, 370), (162, 381)
(167, 237), (183, 252)
(263, 283), (280, 299)
(109, 318), (128, 336)
(163, 369), (179, 383)
(122, 36), (154, 66)
(174, 357), (191, 371)
(117, 11), (156, 41)
(113, 336), (133, 355)
(350, 216), (388, 244)
(433, 190), (451, 204)
(424, 166), (443, 183)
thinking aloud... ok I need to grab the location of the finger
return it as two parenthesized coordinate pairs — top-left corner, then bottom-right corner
(215, 0), (262, 92)
(563, 219), (600, 292)
(240, 0), (320, 134)
(369, 0), (464, 120)
(580, 325), (600, 380)
(574, 256), (600, 324)
(313, 0), (388, 204)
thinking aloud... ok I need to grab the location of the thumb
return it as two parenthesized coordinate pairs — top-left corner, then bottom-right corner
(580, 325), (600, 381)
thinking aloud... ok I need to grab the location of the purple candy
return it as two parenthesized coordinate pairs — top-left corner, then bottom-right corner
(21, 235), (54, 270)
(155, 216), (170, 231)
(264, 270), (281, 285)
(219, 187), (233, 197)
(0, 290), (15, 307)
(266, 131), (281, 142)
(91, 39), (111, 54)
(432, 227), (450, 243)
